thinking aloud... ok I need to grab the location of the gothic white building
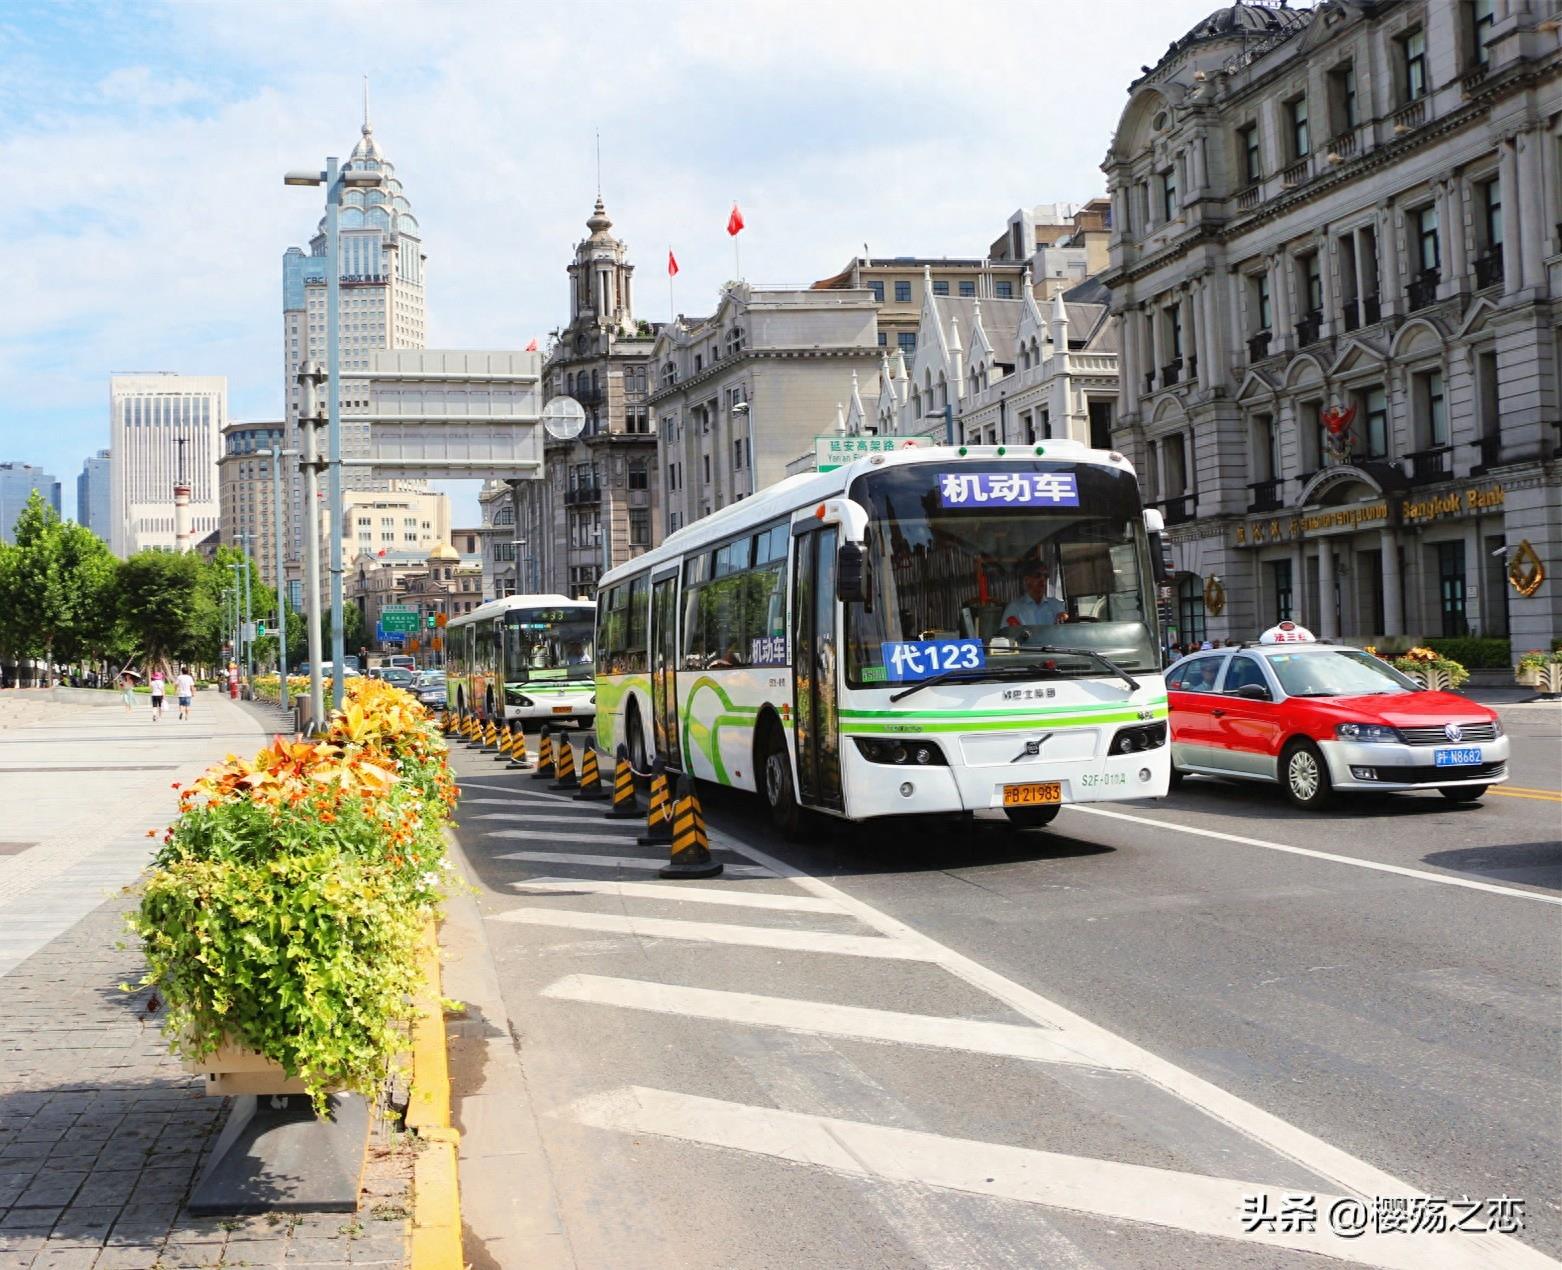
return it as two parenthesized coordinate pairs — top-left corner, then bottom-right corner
(1102, 0), (1562, 650)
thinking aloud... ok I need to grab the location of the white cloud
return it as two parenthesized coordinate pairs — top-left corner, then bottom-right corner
(1, 0), (1219, 519)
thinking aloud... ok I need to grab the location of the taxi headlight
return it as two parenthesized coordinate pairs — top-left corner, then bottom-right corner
(1490, 716), (1503, 738)
(1335, 722), (1400, 743)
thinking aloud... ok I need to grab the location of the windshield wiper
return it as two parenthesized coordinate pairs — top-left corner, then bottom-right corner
(888, 663), (1046, 704)
(1027, 645), (1141, 693)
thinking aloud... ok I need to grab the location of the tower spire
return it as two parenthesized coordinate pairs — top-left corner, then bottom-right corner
(595, 129), (602, 199)
(362, 75), (371, 134)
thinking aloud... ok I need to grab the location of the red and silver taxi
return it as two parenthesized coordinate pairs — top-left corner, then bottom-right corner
(1167, 623), (1508, 809)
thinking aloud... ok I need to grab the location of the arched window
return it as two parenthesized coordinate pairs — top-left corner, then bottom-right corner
(911, 388), (922, 416)
(937, 373), (948, 409)
(566, 372), (575, 396)
(726, 327), (744, 356)
(661, 361), (678, 388)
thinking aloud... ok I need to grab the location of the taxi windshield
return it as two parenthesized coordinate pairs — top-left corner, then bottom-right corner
(1269, 649), (1420, 697)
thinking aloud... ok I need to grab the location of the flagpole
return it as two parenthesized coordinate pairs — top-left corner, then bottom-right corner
(669, 246), (675, 326)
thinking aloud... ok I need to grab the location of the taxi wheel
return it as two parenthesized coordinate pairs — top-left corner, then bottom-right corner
(1004, 805), (1061, 829)
(1281, 740), (1333, 810)
(1439, 785), (1488, 803)
(1168, 764), (1185, 789)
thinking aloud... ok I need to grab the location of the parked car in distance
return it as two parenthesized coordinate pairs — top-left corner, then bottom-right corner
(1166, 622), (1508, 809)
(379, 668), (416, 691)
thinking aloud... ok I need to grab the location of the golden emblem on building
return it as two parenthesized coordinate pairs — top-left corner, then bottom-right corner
(1507, 540), (1545, 598)
(1203, 575), (1227, 616)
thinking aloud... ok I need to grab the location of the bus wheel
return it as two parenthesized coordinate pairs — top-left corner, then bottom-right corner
(761, 730), (803, 839)
(1004, 805), (1061, 830)
(625, 705), (649, 774)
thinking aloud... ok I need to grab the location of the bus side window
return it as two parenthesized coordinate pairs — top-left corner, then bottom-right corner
(595, 590), (613, 675)
(625, 575), (650, 673)
(681, 553), (710, 669)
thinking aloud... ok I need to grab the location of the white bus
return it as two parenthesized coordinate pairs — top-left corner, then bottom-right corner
(594, 443), (1172, 835)
(446, 594), (597, 726)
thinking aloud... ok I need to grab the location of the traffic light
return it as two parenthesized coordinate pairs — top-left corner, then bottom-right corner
(256, 621), (267, 637)
(426, 613), (436, 628)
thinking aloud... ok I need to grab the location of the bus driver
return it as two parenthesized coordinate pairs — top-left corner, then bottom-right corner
(1000, 560), (1069, 637)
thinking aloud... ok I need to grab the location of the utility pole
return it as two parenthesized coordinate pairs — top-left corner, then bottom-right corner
(297, 361), (327, 728)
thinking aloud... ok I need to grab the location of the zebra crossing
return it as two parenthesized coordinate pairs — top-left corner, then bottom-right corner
(450, 748), (1556, 1270)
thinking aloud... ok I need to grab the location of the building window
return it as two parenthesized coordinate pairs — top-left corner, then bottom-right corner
(894, 280), (911, 303)
(877, 332), (887, 347)
(867, 280), (884, 302)
(1300, 253), (1323, 314)
(1361, 385), (1389, 458)
(1401, 27), (1427, 102)
(1416, 369), (1448, 447)
(1238, 123), (1261, 185)
(931, 280), (949, 296)
(628, 460), (648, 490)
(1286, 95), (1310, 160)
(1253, 273), (1272, 331)
(1480, 177), (1503, 252)
(1160, 168), (1178, 221)
(1470, 0), (1495, 67)
(1414, 203), (1440, 274)
(959, 280), (976, 297)
(897, 332), (917, 356)
(1437, 540), (1467, 636)
(1270, 560), (1294, 622)
(1329, 61), (1358, 134)
(733, 437), (746, 470)
(994, 281), (1013, 299)
(1165, 304), (1183, 360)
(629, 508), (649, 547)
(1087, 400), (1114, 450)
(702, 454), (711, 483)
(1176, 575), (1207, 644)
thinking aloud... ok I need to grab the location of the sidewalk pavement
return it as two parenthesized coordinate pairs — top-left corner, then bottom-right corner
(0, 692), (410, 1269)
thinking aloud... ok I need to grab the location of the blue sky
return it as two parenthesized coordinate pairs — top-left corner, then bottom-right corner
(0, 0), (1217, 526)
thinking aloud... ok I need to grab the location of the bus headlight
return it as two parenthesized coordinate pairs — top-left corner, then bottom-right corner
(1109, 722), (1166, 755)
(853, 737), (946, 766)
(506, 691), (534, 707)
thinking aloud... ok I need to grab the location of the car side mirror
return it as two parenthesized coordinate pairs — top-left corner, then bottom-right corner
(1235, 683), (1271, 701)
(836, 541), (868, 603)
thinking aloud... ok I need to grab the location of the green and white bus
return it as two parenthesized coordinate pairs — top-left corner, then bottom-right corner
(594, 443), (1172, 835)
(446, 594), (596, 726)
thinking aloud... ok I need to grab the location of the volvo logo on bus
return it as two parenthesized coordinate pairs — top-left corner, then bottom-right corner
(1011, 733), (1053, 763)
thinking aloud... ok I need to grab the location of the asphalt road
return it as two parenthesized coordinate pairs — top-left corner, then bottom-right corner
(444, 703), (1561, 1270)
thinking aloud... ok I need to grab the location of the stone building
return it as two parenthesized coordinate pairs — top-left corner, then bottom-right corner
(649, 283), (882, 534)
(874, 265), (1120, 448)
(1102, 0), (1562, 650)
(987, 201), (1114, 299)
(216, 421), (285, 581)
(511, 198), (660, 601)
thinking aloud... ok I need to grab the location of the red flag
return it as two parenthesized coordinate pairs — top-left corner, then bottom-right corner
(525, 337), (538, 352)
(727, 203), (745, 236)
(667, 249), (679, 277)
(377, 548), (386, 557)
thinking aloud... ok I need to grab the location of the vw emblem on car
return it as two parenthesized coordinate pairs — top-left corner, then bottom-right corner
(1444, 723), (1464, 743)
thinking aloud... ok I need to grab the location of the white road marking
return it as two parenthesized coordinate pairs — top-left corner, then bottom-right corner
(1065, 804), (1562, 906)
(459, 779), (567, 795)
(475, 813), (622, 826)
(494, 851), (774, 878)
(569, 1086), (1533, 1270)
(461, 797), (600, 809)
(543, 975), (1120, 1067)
(513, 879), (843, 913)
(494, 908), (933, 960)
(488, 829), (657, 846)
(719, 838), (1554, 1267)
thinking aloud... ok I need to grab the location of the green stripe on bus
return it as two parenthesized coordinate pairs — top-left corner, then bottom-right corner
(839, 708), (1167, 735)
(838, 697), (1167, 721)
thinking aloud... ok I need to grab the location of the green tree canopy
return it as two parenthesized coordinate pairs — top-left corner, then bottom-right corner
(0, 492), (117, 668)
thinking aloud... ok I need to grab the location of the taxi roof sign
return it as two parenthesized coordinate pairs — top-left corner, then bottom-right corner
(1259, 621), (1316, 645)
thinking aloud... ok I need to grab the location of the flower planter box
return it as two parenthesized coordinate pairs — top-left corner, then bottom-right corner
(186, 1040), (311, 1098)
(1516, 666), (1540, 688)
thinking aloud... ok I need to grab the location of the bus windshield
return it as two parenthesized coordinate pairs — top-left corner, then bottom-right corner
(845, 461), (1158, 685)
(502, 608), (595, 684)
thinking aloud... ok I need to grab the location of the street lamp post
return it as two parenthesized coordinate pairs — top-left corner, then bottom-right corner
(732, 400), (758, 496)
(257, 447), (299, 709)
(285, 158), (381, 712)
(233, 535), (255, 693)
(511, 539), (537, 594)
(295, 361), (327, 727)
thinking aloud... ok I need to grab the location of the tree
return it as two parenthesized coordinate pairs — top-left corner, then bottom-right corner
(115, 551), (205, 670)
(0, 492), (117, 674)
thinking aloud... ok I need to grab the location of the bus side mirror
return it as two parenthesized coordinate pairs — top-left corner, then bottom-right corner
(1150, 533), (1173, 586)
(836, 542), (868, 603)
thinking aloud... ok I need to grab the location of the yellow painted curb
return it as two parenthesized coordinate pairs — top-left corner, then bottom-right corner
(409, 919), (463, 1269)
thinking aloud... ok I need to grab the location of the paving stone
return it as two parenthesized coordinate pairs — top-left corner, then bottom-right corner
(0, 1209), (59, 1233)
(87, 1248), (161, 1270)
(16, 1171), (88, 1208)
(27, 1248), (103, 1270)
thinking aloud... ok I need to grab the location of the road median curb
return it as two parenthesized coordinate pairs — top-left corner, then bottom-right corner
(409, 917), (463, 1269)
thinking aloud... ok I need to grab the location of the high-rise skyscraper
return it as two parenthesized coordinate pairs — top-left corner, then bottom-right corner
(77, 450), (111, 540)
(281, 109), (426, 579)
(107, 374), (226, 556)
(0, 462), (61, 543)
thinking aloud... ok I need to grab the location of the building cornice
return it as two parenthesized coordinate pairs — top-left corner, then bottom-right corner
(646, 346), (879, 407)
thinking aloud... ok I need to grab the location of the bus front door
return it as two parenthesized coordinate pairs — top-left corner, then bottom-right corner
(792, 527), (844, 811)
(650, 573), (682, 767)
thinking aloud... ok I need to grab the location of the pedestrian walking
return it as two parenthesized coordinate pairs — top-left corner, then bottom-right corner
(149, 668), (166, 721)
(227, 663), (239, 700)
(120, 671), (137, 711)
(175, 666), (195, 720)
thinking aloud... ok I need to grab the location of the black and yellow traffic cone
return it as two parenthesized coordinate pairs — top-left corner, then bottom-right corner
(660, 775), (722, 879)
(507, 727), (530, 770)
(573, 743), (609, 801)
(487, 720), (502, 750)
(637, 759), (674, 847)
(550, 735), (579, 790)
(603, 745), (638, 819)
(496, 721), (516, 762)
(466, 716), (482, 745)
(531, 727), (555, 780)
